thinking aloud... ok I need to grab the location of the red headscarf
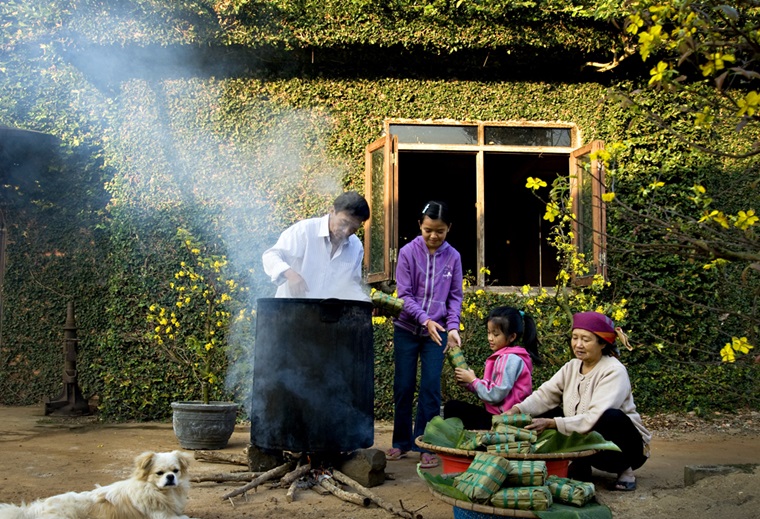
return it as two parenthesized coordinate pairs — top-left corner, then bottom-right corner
(572, 311), (633, 355)
(572, 312), (616, 344)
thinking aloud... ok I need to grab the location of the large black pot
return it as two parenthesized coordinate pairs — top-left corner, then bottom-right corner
(251, 298), (374, 453)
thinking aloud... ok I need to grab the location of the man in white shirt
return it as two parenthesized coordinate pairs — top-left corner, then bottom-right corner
(262, 191), (370, 300)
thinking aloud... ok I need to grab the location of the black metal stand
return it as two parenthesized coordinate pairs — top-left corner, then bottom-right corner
(44, 301), (91, 416)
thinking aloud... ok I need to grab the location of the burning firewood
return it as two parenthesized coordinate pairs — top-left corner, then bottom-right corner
(285, 479), (300, 502)
(279, 463), (312, 487)
(318, 476), (371, 507)
(191, 471), (262, 483)
(332, 470), (421, 519)
(221, 461), (294, 500)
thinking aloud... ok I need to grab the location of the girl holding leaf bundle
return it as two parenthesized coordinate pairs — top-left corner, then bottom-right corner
(444, 306), (539, 430)
(386, 201), (463, 469)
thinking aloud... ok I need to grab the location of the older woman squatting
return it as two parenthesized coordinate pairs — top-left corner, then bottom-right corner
(505, 311), (651, 491)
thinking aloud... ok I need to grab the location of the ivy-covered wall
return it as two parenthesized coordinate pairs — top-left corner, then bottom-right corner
(0, 0), (756, 420)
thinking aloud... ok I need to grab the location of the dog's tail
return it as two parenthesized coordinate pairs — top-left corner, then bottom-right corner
(0, 503), (31, 519)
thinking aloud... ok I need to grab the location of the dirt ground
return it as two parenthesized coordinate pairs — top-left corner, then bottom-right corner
(1, 406), (759, 519)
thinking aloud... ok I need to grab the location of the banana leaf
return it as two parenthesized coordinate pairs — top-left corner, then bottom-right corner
(532, 430), (621, 454)
(421, 416), (475, 449)
(416, 464), (471, 502)
(535, 502), (613, 519)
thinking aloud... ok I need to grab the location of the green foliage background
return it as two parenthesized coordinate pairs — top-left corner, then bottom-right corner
(0, 0), (756, 421)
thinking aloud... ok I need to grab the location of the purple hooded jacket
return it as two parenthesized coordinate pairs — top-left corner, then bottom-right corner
(394, 235), (463, 336)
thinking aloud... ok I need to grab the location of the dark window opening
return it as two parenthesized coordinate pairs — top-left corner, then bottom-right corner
(397, 151), (477, 277)
(483, 153), (562, 286)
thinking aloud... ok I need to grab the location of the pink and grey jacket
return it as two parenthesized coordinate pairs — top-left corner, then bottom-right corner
(393, 236), (463, 336)
(467, 346), (534, 415)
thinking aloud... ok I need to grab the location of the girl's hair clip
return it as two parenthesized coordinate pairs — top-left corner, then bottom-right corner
(422, 203), (430, 214)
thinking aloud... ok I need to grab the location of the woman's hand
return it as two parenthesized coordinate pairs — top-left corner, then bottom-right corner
(425, 319), (446, 346)
(445, 329), (462, 351)
(524, 418), (556, 435)
(454, 367), (475, 385)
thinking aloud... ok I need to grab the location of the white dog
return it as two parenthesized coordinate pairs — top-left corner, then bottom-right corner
(0, 450), (195, 519)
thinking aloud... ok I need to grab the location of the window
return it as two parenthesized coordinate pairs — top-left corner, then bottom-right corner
(570, 140), (607, 283)
(363, 120), (606, 289)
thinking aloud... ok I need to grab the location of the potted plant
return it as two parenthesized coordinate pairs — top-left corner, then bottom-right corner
(147, 228), (247, 449)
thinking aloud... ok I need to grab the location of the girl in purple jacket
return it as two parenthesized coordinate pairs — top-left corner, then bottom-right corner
(385, 201), (463, 469)
(444, 306), (539, 430)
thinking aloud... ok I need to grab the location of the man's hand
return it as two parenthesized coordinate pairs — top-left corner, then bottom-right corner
(284, 269), (309, 297)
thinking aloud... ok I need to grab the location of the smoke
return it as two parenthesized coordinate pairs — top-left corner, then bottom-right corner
(10, 1), (368, 423)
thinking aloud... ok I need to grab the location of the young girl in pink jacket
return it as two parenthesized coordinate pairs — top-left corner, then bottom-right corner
(444, 306), (539, 430)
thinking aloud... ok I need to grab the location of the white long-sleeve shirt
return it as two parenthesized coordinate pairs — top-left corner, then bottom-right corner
(516, 355), (651, 446)
(261, 214), (368, 300)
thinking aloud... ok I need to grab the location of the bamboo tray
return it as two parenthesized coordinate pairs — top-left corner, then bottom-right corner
(428, 486), (539, 518)
(415, 436), (597, 460)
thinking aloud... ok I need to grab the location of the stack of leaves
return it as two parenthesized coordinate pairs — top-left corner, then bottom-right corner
(422, 416), (622, 456)
(418, 464), (611, 517)
(490, 485), (553, 511)
(545, 475), (596, 507)
(453, 452), (511, 502)
(420, 417), (618, 516)
(506, 460), (547, 486)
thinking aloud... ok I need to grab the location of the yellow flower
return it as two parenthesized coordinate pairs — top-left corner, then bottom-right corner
(625, 13), (643, 35)
(526, 177), (547, 190)
(602, 192), (615, 202)
(734, 210), (758, 230)
(648, 61), (669, 86)
(731, 336), (754, 354)
(699, 210), (730, 228)
(737, 92), (760, 117)
(544, 202), (560, 222)
(700, 52), (735, 76)
(637, 25), (663, 61)
(720, 344), (735, 363)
